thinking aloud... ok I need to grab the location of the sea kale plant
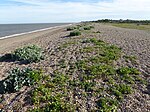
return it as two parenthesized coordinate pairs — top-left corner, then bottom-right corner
(3, 68), (42, 93)
(13, 45), (44, 63)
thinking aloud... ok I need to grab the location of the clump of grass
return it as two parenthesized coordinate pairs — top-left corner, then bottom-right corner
(69, 30), (81, 36)
(13, 45), (44, 63)
(2, 68), (42, 93)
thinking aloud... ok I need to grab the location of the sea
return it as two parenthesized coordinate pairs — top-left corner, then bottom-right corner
(0, 23), (70, 39)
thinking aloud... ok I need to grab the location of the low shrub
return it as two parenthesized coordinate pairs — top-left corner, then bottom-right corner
(83, 26), (94, 30)
(13, 45), (44, 63)
(89, 26), (94, 28)
(66, 27), (76, 31)
(69, 30), (81, 36)
(3, 68), (42, 93)
(83, 26), (91, 30)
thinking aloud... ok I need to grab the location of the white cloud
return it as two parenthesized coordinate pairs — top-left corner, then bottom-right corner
(0, 0), (150, 23)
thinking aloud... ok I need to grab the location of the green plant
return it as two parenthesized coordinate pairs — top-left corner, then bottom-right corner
(113, 84), (132, 94)
(117, 67), (140, 75)
(117, 67), (141, 84)
(31, 95), (74, 112)
(3, 68), (42, 93)
(69, 30), (81, 36)
(112, 89), (123, 100)
(109, 84), (132, 100)
(80, 46), (95, 53)
(123, 55), (137, 62)
(13, 45), (44, 63)
(83, 26), (94, 30)
(88, 64), (116, 78)
(25, 37), (145, 111)
(96, 97), (118, 112)
(134, 76), (147, 85)
(83, 26), (91, 30)
(66, 27), (76, 31)
(52, 73), (68, 86)
(59, 59), (67, 68)
(79, 81), (96, 92)
(30, 72), (75, 112)
(75, 60), (87, 70)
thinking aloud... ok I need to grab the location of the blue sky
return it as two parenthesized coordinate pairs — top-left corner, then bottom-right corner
(0, 0), (150, 23)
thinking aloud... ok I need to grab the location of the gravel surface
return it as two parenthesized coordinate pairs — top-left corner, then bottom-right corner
(93, 24), (150, 76)
(0, 23), (149, 112)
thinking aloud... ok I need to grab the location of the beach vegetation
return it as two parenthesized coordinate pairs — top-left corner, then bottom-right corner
(96, 97), (118, 112)
(111, 23), (150, 31)
(13, 45), (44, 63)
(117, 67), (141, 75)
(83, 25), (94, 30)
(123, 55), (137, 63)
(83, 26), (91, 30)
(69, 30), (81, 36)
(66, 27), (76, 31)
(29, 72), (75, 112)
(12, 38), (146, 111)
(0, 30), (147, 111)
(2, 68), (42, 93)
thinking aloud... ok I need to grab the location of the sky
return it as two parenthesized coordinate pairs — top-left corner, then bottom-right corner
(0, 0), (150, 23)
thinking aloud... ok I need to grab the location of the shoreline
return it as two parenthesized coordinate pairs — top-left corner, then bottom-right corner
(0, 24), (72, 40)
(0, 23), (72, 54)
